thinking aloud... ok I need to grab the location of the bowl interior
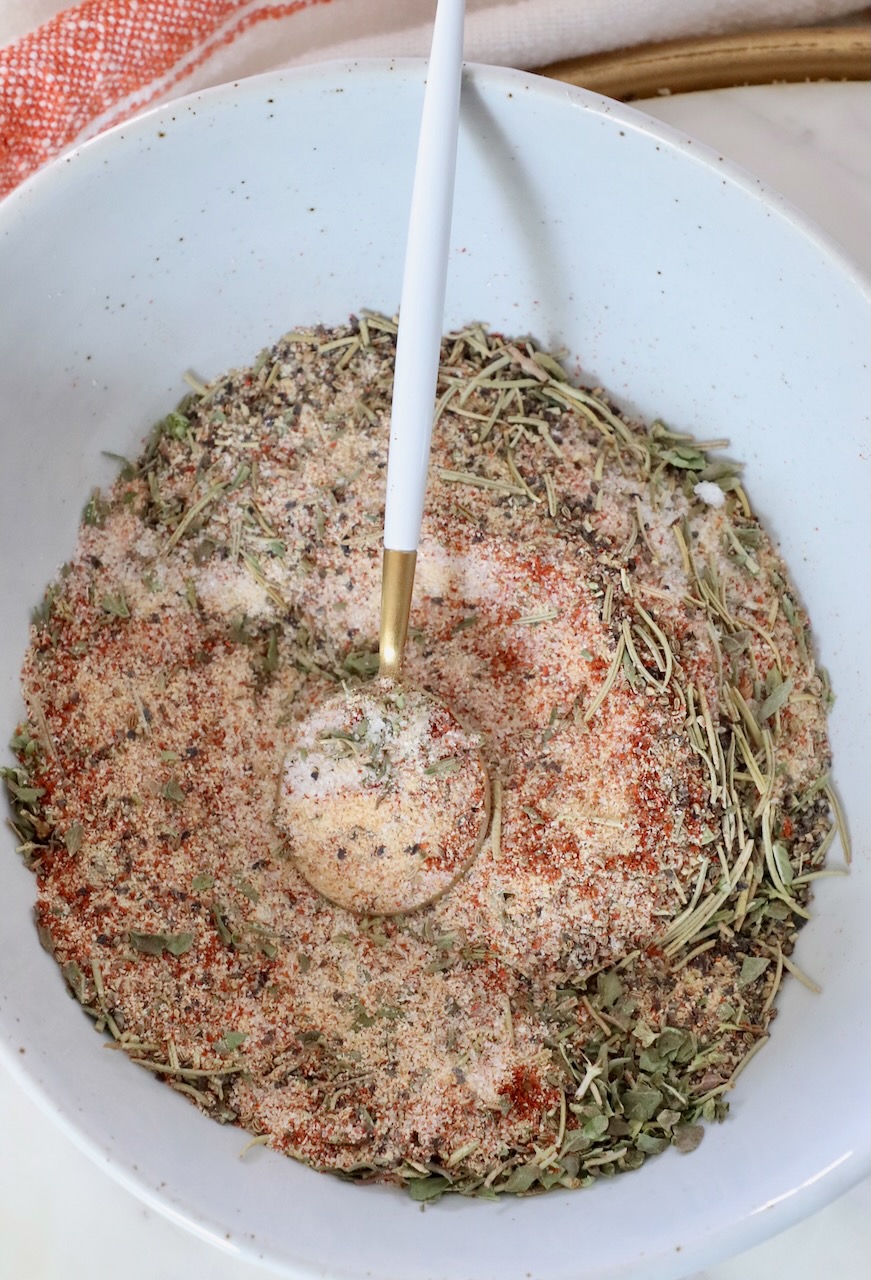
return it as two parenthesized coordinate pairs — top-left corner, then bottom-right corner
(0, 61), (869, 1280)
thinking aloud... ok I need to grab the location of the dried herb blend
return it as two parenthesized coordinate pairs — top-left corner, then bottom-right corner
(277, 683), (490, 915)
(7, 316), (843, 1200)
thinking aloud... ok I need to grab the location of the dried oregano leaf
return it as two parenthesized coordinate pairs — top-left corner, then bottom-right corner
(164, 931), (195, 957)
(216, 1030), (247, 1054)
(500, 1163), (540, 1194)
(582, 1113), (610, 1139)
(596, 970), (623, 1008)
(673, 1124), (705, 1154)
(766, 899), (792, 921)
(655, 1028), (685, 1057)
(657, 447), (706, 470)
(758, 676), (794, 722)
(639, 1045), (665, 1073)
(129, 930), (194, 958)
(160, 410), (191, 441)
(738, 955), (771, 987)
(161, 777), (186, 805)
(101, 592), (130, 618)
(772, 842), (794, 887)
(64, 821), (84, 855)
(636, 1132), (669, 1155)
(37, 924), (56, 955)
(62, 959), (87, 1003)
(632, 1019), (658, 1048)
(129, 931), (166, 956)
(9, 782), (43, 804)
(211, 904), (234, 945)
(407, 1176), (452, 1202)
(561, 1128), (593, 1155)
(623, 1087), (663, 1123)
(656, 1028), (695, 1062)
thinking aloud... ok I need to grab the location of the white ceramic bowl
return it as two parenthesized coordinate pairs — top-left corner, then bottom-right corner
(0, 61), (869, 1280)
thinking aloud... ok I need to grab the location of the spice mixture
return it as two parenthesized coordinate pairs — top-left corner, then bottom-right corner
(7, 315), (844, 1200)
(277, 683), (490, 915)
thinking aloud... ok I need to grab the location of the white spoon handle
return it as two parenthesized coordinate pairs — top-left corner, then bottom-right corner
(383, 0), (465, 553)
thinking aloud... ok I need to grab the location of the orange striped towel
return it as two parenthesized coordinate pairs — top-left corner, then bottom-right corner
(0, 0), (858, 198)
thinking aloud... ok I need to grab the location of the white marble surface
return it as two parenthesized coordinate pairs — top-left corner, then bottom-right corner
(1, 80), (869, 1280)
(646, 82), (871, 277)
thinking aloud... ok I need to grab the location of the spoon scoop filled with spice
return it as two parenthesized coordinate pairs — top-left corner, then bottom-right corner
(275, 0), (490, 916)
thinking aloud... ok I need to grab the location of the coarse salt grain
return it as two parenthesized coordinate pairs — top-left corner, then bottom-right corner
(693, 480), (726, 507)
